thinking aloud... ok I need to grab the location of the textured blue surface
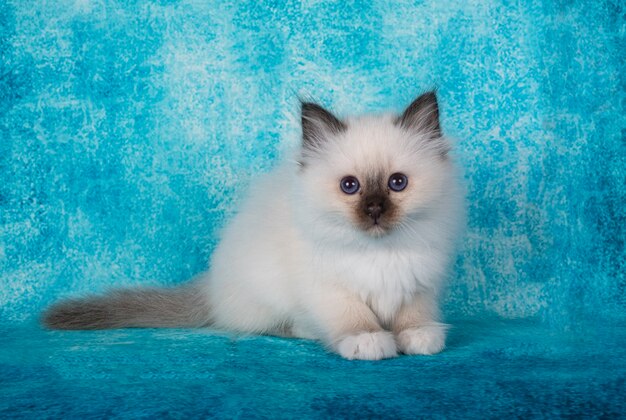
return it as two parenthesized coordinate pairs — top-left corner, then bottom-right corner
(1, 0), (625, 417)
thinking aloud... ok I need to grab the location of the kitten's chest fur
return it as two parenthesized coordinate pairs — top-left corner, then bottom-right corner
(314, 245), (431, 323)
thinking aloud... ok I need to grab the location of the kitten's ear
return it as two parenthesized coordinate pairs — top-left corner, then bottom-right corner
(301, 101), (346, 150)
(397, 91), (441, 137)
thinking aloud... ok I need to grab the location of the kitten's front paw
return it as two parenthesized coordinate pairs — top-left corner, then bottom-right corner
(396, 325), (447, 355)
(335, 331), (397, 360)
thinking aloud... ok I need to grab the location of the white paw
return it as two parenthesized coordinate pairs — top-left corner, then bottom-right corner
(396, 325), (447, 355)
(335, 331), (397, 360)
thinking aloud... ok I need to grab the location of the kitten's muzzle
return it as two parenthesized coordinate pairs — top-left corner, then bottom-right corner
(354, 193), (397, 236)
(364, 196), (386, 224)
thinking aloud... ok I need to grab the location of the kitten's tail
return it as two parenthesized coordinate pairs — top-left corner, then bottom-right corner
(41, 283), (211, 330)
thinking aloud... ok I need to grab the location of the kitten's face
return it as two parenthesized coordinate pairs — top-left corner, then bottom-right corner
(298, 92), (451, 239)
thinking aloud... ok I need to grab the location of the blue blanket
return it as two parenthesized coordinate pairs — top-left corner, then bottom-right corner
(1, 0), (624, 417)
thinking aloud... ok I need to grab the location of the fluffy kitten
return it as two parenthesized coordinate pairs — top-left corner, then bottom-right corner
(43, 91), (465, 360)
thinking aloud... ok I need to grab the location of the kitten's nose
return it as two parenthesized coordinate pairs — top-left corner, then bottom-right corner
(365, 198), (385, 222)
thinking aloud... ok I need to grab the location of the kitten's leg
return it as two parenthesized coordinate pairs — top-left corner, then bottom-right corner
(304, 288), (397, 360)
(392, 293), (447, 355)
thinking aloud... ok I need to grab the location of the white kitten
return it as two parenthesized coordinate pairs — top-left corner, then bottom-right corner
(43, 91), (466, 360)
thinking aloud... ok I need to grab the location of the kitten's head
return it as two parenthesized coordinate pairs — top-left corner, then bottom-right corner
(297, 92), (454, 240)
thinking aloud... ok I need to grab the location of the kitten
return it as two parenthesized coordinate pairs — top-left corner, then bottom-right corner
(43, 91), (465, 360)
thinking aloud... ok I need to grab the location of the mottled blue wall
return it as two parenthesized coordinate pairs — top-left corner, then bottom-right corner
(1, 0), (624, 328)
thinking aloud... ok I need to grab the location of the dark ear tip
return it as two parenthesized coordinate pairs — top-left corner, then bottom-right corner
(300, 101), (322, 115)
(420, 90), (438, 104)
(397, 90), (442, 133)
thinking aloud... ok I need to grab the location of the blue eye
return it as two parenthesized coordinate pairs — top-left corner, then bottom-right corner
(388, 173), (408, 192)
(340, 176), (360, 194)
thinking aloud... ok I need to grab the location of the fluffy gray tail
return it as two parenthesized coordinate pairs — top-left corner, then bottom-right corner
(42, 283), (211, 330)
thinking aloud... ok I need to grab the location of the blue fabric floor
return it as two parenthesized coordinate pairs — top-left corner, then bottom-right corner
(1, 0), (625, 417)
(2, 319), (625, 418)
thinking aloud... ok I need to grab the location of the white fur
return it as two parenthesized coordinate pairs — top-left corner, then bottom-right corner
(198, 112), (465, 360)
(336, 331), (397, 360)
(396, 325), (447, 355)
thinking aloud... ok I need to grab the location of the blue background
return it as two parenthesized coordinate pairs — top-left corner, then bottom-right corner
(1, 0), (625, 417)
